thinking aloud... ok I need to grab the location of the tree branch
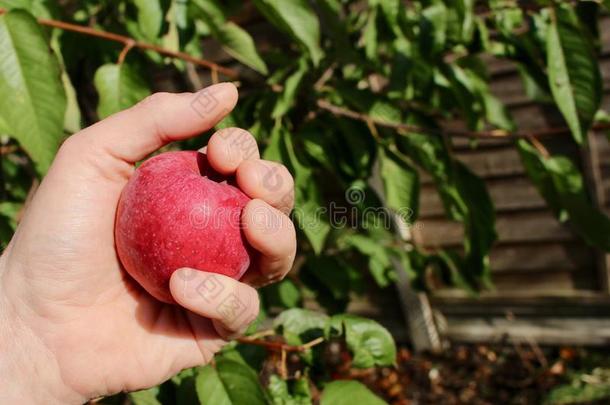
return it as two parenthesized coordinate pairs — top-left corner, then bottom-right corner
(0, 8), (238, 78)
(317, 100), (610, 140)
(236, 335), (325, 352)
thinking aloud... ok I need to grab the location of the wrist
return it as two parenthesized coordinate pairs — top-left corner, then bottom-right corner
(0, 259), (85, 404)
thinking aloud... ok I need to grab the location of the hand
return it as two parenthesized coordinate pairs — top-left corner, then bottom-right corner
(0, 83), (296, 404)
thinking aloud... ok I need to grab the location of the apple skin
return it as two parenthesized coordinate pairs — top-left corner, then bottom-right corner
(115, 150), (252, 304)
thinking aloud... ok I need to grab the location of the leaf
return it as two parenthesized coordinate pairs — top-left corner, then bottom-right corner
(273, 308), (328, 363)
(363, 6), (378, 61)
(398, 130), (496, 288)
(326, 314), (396, 368)
(419, 1), (447, 58)
(0, 9), (66, 173)
(133, 0), (166, 41)
(196, 365), (232, 405)
(129, 387), (162, 405)
(517, 140), (610, 251)
(94, 63), (150, 119)
(262, 278), (302, 309)
(197, 360), (268, 405)
(301, 254), (361, 313)
(253, 0), (323, 66)
(272, 57), (308, 118)
(547, 4), (602, 143)
(267, 375), (313, 405)
(215, 22), (268, 74)
(0, 0), (54, 18)
(320, 380), (387, 405)
(379, 147), (419, 220)
(343, 234), (395, 288)
(274, 308), (329, 340)
(62, 69), (81, 133)
(277, 126), (330, 254)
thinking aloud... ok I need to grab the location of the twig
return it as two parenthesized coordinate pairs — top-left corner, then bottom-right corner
(279, 349), (288, 379)
(236, 335), (325, 352)
(527, 136), (550, 158)
(317, 99), (610, 140)
(0, 8), (238, 78)
(117, 39), (136, 65)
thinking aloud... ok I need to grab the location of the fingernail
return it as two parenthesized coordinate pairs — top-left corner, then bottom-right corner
(203, 82), (237, 100)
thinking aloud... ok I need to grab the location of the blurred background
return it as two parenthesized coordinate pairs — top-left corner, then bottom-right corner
(1, 0), (610, 404)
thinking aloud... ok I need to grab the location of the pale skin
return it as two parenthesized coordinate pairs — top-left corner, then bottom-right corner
(0, 82), (297, 404)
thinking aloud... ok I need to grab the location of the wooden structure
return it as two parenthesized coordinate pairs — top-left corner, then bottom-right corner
(411, 16), (610, 346)
(163, 12), (610, 347)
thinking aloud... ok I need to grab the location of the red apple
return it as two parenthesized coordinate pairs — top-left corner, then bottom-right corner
(115, 150), (252, 303)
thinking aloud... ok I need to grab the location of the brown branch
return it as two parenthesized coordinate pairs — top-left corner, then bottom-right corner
(317, 99), (610, 140)
(236, 335), (325, 353)
(0, 8), (238, 78)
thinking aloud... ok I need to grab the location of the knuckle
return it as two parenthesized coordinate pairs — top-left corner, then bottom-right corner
(139, 92), (172, 109)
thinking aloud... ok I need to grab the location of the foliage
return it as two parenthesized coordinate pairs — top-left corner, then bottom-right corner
(0, 0), (609, 402)
(545, 368), (610, 405)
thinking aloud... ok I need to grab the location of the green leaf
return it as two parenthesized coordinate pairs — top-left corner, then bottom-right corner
(94, 63), (150, 119)
(262, 279), (302, 309)
(267, 375), (312, 405)
(273, 308), (328, 363)
(274, 308), (329, 340)
(197, 360), (267, 405)
(0, 0), (54, 18)
(253, 0), (323, 66)
(133, 0), (166, 41)
(301, 255), (361, 313)
(192, 1), (268, 75)
(129, 386), (162, 405)
(196, 365), (232, 405)
(326, 314), (396, 368)
(215, 22), (268, 75)
(398, 130), (496, 288)
(320, 380), (387, 405)
(0, 9), (66, 173)
(547, 4), (602, 143)
(379, 147), (419, 220)
(272, 57), (308, 118)
(518, 140), (610, 251)
(419, 1), (447, 58)
(363, 7), (378, 61)
(276, 127), (330, 254)
(62, 69), (81, 133)
(343, 234), (394, 288)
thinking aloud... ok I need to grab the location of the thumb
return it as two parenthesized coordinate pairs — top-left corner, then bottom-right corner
(65, 82), (238, 164)
(169, 268), (259, 339)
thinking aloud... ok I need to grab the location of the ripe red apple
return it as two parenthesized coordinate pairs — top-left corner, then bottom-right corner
(115, 150), (252, 303)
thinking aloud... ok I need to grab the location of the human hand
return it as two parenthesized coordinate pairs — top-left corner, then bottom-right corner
(0, 83), (296, 404)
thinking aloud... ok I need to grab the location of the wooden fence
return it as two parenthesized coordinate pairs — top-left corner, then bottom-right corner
(159, 12), (610, 346)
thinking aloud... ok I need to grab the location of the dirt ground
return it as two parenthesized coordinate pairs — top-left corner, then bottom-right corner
(329, 342), (610, 405)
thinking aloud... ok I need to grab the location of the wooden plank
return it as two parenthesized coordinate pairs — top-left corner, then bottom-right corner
(489, 243), (593, 273)
(417, 210), (575, 247)
(442, 317), (610, 346)
(419, 176), (546, 217)
(432, 293), (610, 317)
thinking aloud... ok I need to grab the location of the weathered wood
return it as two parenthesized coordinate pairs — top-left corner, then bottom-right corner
(489, 243), (593, 273)
(441, 317), (610, 346)
(418, 210), (576, 247)
(419, 177), (546, 218)
(431, 293), (610, 317)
